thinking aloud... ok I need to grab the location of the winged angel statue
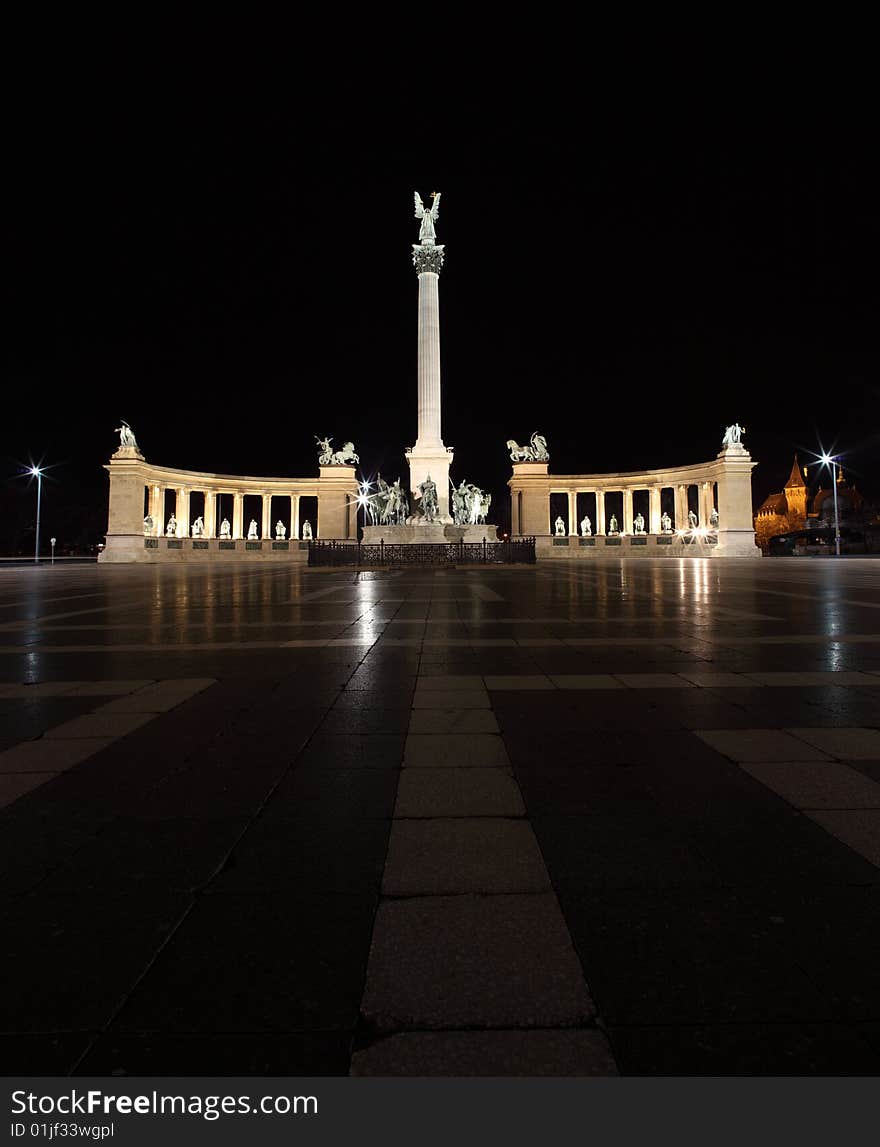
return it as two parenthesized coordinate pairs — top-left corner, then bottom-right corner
(414, 191), (441, 242)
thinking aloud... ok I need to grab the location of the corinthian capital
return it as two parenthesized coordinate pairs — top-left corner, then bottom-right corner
(413, 244), (445, 274)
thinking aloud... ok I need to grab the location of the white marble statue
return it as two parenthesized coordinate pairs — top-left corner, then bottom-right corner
(479, 492), (492, 525)
(115, 421), (138, 449)
(417, 475), (439, 522)
(275, 520), (287, 540)
(143, 515), (153, 536)
(721, 423), (744, 447)
(554, 516), (566, 537)
(302, 520), (313, 540)
(634, 512), (646, 535)
(191, 516), (204, 538)
(507, 431), (550, 463)
(710, 507), (719, 528)
(688, 510), (698, 529)
(166, 514), (177, 537)
(660, 512), (672, 533)
(608, 515), (619, 535)
(315, 436), (333, 465)
(414, 190), (441, 243)
(247, 519), (259, 540)
(330, 441), (359, 465)
(580, 515), (592, 537)
(220, 518), (231, 539)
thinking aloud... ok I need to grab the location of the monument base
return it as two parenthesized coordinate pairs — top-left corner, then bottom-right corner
(362, 523), (499, 544)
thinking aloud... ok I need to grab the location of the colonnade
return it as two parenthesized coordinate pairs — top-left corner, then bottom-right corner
(146, 485), (304, 540)
(557, 481), (717, 536)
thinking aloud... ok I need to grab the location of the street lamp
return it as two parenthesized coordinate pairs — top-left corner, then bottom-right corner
(50, 537), (57, 564)
(30, 466), (43, 564)
(819, 454), (841, 557)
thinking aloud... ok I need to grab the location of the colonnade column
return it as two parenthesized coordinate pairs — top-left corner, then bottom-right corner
(204, 491), (216, 539)
(595, 491), (606, 536)
(675, 485), (687, 530)
(292, 494), (300, 540)
(149, 485), (163, 535)
(622, 489), (634, 535)
(567, 491), (578, 536)
(176, 489), (190, 538)
(261, 494), (272, 540)
(649, 488), (661, 534)
(232, 493), (244, 540)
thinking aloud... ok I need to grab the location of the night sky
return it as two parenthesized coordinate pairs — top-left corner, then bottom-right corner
(4, 81), (879, 550)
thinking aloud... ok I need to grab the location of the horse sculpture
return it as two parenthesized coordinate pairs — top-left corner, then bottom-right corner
(506, 432), (549, 462)
(330, 441), (359, 465)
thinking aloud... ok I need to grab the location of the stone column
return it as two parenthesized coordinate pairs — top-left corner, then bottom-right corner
(675, 485), (687, 530)
(232, 493), (244, 540)
(261, 493), (272, 539)
(649, 488), (662, 534)
(292, 494), (300, 540)
(204, 491), (216, 538)
(176, 489), (190, 537)
(408, 236), (454, 521)
(100, 449), (149, 563)
(149, 484), (163, 535)
(567, 491), (578, 536)
(622, 489), (634, 535)
(595, 489), (606, 536)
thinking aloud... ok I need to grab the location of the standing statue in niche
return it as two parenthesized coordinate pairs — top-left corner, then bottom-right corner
(143, 515), (153, 536)
(660, 511), (672, 533)
(710, 507), (719, 528)
(275, 521), (287, 540)
(634, 512), (646, 535)
(554, 516), (566, 537)
(219, 518), (231, 539)
(608, 515), (619, 535)
(191, 516), (204, 538)
(688, 510), (698, 529)
(115, 421), (138, 450)
(247, 520), (259, 540)
(414, 190), (441, 243)
(417, 475), (439, 522)
(721, 423), (745, 448)
(580, 515), (592, 537)
(166, 514), (177, 537)
(302, 520), (313, 540)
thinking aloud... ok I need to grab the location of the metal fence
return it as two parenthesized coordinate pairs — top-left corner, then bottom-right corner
(308, 538), (536, 567)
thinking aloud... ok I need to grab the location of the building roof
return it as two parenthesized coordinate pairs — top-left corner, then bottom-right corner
(784, 455), (806, 489)
(757, 492), (787, 515)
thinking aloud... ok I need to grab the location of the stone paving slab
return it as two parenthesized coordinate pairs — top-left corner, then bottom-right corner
(694, 729), (833, 762)
(411, 690), (491, 709)
(394, 769), (524, 818)
(747, 671), (880, 687)
(0, 770), (60, 810)
(351, 1030), (617, 1076)
(549, 675), (624, 690)
(805, 810), (880, 867)
(96, 677), (216, 713)
(677, 672), (753, 688)
(44, 712), (155, 740)
(740, 761), (880, 810)
(787, 726), (880, 759)
(404, 733), (510, 768)
(613, 674), (697, 689)
(382, 819), (549, 895)
(483, 675), (555, 690)
(407, 709), (500, 734)
(0, 736), (115, 773)
(416, 675), (485, 690)
(361, 894), (595, 1031)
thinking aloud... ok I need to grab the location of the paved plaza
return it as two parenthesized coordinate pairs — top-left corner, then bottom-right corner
(1, 558), (880, 1076)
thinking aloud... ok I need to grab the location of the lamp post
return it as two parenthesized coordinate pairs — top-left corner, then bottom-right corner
(30, 466), (43, 564)
(820, 454), (841, 558)
(50, 537), (57, 565)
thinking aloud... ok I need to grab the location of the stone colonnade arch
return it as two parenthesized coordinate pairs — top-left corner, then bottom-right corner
(508, 444), (760, 558)
(99, 445), (358, 563)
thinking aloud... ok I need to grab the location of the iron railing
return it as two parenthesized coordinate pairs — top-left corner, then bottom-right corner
(308, 538), (536, 567)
